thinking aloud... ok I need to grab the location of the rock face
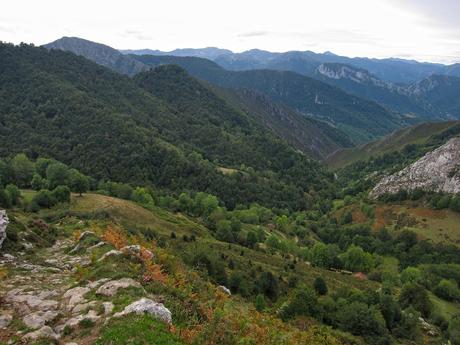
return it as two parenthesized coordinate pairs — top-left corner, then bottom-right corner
(0, 210), (9, 249)
(113, 298), (172, 324)
(371, 137), (460, 198)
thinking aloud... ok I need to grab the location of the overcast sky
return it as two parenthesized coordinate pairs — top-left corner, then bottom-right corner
(2, 0), (459, 64)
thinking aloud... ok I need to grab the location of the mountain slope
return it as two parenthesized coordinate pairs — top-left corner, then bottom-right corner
(0, 42), (336, 210)
(44, 37), (354, 155)
(371, 137), (460, 198)
(407, 75), (460, 118)
(213, 49), (444, 84)
(134, 55), (407, 143)
(211, 87), (354, 159)
(44, 36), (149, 76)
(121, 47), (232, 59)
(326, 121), (460, 169)
(314, 63), (431, 116)
(122, 46), (457, 84)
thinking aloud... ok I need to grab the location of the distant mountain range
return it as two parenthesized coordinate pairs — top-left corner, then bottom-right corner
(44, 37), (460, 145)
(122, 46), (460, 84)
(120, 42), (460, 121)
(44, 37), (410, 144)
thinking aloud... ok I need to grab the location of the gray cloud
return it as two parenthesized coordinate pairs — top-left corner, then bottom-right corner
(238, 30), (270, 38)
(122, 29), (153, 41)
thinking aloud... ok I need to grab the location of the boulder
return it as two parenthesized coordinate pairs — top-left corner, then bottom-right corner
(72, 301), (98, 314)
(23, 325), (59, 341)
(87, 278), (111, 289)
(96, 278), (142, 297)
(218, 285), (231, 295)
(63, 310), (100, 328)
(0, 313), (12, 328)
(103, 301), (114, 315)
(113, 298), (172, 324)
(23, 310), (58, 329)
(97, 249), (122, 262)
(0, 210), (9, 249)
(63, 286), (90, 310)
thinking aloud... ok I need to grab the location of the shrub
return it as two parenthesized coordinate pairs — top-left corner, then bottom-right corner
(399, 283), (432, 318)
(255, 294), (267, 312)
(313, 277), (328, 295)
(279, 287), (317, 320)
(5, 184), (20, 206)
(336, 301), (386, 336)
(434, 279), (460, 302)
(32, 190), (57, 208)
(400, 267), (421, 284)
(52, 185), (71, 203)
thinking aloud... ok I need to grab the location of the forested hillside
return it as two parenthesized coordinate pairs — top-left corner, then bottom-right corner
(134, 55), (408, 143)
(0, 42), (336, 210)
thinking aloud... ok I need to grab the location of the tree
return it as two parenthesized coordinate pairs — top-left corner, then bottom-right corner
(450, 196), (460, 213)
(35, 158), (54, 177)
(11, 153), (34, 187)
(392, 307), (421, 340)
(400, 267), (421, 284)
(449, 314), (460, 345)
(228, 272), (250, 297)
(5, 184), (21, 206)
(313, 277), (328, 295)
(380, 294), (401, 330)
(341, 210), (353, 225)
(257, 271), (279, 300)
(275, 215), (289, 231)
(399, 283), (432, 318)
(279, 287), (317, 320)
(69, 170), (89, 196)
(255, 294), (267, 312)
(132, 187), (154, 206)
(339, 245), (375, 273)
(310, 242), (331, 268)
(32, 190), (56, 208)
(215, 220), (234, 243)
(178, 192), (193, 212)
(31, 173), (47, 191)
(336, 301), (386, 336)
(52, 186), (71, 203)
(246, 231), (258, 248)
(46, 162), (69, 189)
(0, 188), (11, 208)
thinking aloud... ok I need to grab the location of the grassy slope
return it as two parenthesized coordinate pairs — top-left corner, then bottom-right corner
(5, 191), (373, 344)
(326, 121), (460, 169)
(66, 193), (375, 291)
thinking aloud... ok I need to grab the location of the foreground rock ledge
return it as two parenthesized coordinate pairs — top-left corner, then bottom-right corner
(113, 298), (172, 324)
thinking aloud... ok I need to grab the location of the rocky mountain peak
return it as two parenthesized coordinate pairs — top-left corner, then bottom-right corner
(371, 137), (460, 198)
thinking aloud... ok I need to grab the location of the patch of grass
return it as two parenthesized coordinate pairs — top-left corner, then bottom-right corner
(429, 291), (460, 321)
(95, 314), (183, 345)
(88, 286), (146, 313)
(79, 318), (96, 328)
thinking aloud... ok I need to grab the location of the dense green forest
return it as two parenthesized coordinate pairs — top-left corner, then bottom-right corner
(0, 42), (337, 211)
(133, 54), (412, 143)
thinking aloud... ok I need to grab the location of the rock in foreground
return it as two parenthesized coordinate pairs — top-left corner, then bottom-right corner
(113, 298), (172, 324)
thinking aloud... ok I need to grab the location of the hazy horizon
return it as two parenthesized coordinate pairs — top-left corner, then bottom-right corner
(2, 0), (460, 64)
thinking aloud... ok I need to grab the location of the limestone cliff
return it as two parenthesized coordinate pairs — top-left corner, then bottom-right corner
(371, 137), (460, 198)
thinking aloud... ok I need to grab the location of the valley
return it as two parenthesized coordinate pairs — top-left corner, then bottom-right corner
(1, 30), (460, 345)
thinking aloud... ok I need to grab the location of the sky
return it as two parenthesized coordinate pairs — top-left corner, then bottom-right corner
(1, 0), (460, 64)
